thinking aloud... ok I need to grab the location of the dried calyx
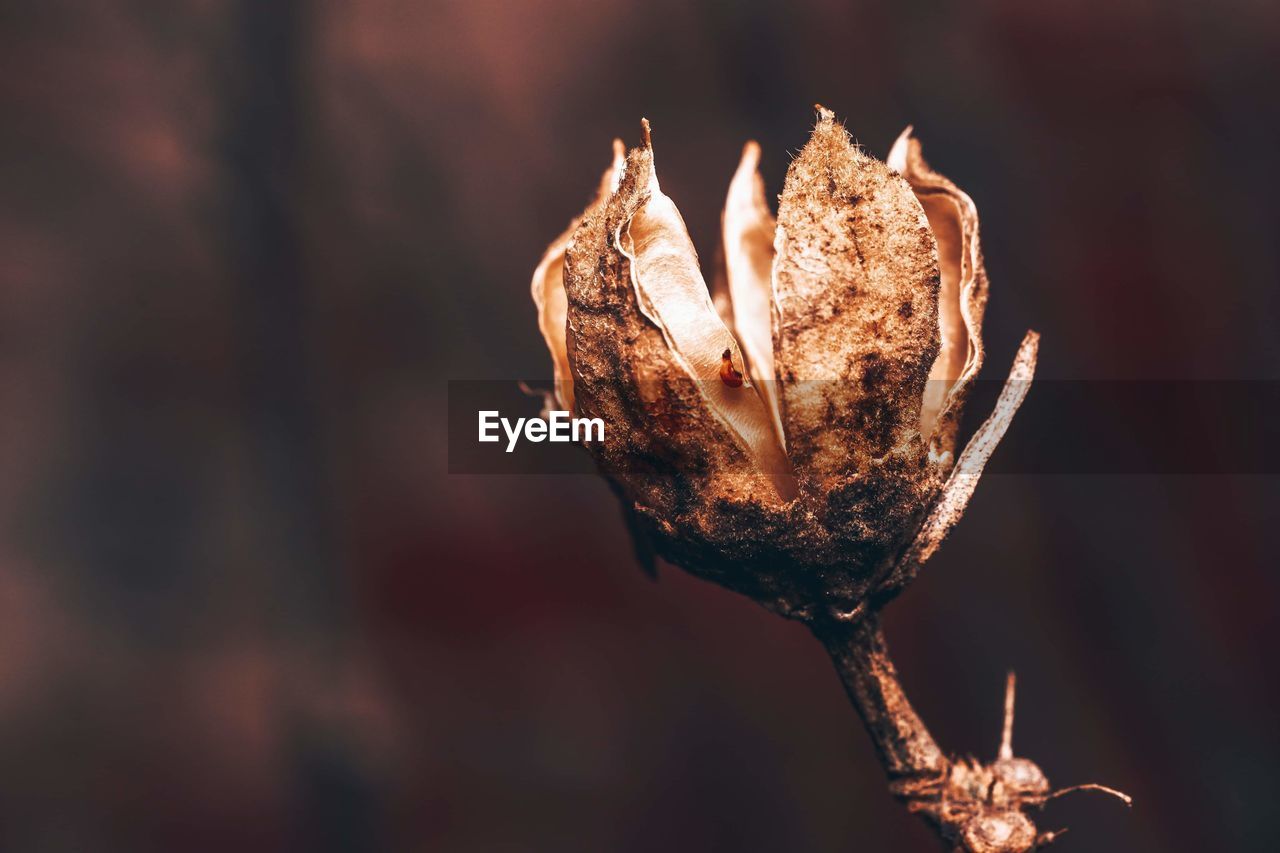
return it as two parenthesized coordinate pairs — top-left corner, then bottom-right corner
(533, 107), (1036, 622)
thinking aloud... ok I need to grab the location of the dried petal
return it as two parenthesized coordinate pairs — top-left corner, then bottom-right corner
(563, 128), (795, 506)
(707, 242), (736, 333)
(721, 141), (785, 447)
(888, 127), (990, 462)
(773, 108), (940, 489)
(616, 123), (794, 500)
(531, 140), (625, 413)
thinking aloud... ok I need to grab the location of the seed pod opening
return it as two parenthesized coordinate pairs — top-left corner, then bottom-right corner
(888, 127), (989, 462)
(721, 141), (785, 447)
(616, 123), (795, 501)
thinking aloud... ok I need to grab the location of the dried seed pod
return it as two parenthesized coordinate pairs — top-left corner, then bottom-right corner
(533, 109), (1037, 623)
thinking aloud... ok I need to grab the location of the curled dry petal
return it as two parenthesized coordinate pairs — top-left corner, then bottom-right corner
(722, 141), (785, 447)
(888, 127), (990, 463)
(616, 123), (795, 500)
(531, 140), (625, 413)
(563, 127), (795, 506)
(773, 108), (941, 491)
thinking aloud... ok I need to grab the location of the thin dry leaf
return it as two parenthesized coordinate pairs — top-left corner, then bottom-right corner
(880, 330), (1039, 595)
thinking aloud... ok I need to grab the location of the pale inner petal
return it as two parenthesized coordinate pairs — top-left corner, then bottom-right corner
(531, 245), (574, 411)
(620, 163), (796, 501)
(708, 244), (736, 333)
(723, 142), (786, 450)
(888, 128), (985, 446)
(531, 142), (625, 413)
(918, 192), (966, 437)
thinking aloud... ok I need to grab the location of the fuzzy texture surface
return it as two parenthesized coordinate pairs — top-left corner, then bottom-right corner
(772, 109), (940, 483)
(547, 110), (1034, 623)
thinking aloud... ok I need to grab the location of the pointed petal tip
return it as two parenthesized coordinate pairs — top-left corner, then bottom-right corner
(735, 141), (763, 177)
(887, 125), (915, 173)
(808, 106), (851, 147)
(1012, 330), (1040, 380)
(601, 139), (626, 195)
(639, 117), (652, 148)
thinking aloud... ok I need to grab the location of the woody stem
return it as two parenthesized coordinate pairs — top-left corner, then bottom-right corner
(812, 614), (949, 786)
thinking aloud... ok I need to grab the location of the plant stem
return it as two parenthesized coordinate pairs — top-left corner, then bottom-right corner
(811, 615), (1064, 852)
(812, 614), (947, 783)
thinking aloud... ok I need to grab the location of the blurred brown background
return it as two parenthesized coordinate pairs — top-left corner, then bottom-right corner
(2, 0), (1279, 851)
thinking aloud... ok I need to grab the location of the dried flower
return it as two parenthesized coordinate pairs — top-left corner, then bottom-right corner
(532, 108), (1037, 623)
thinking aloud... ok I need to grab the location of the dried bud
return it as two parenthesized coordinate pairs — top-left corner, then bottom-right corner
(533, 108), (1037, 622)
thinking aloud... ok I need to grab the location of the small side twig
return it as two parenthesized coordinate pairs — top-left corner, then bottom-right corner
(812, 615), (1130, 852)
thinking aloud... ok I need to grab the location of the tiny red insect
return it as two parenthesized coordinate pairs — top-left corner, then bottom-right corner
(719, 349), (745, 387)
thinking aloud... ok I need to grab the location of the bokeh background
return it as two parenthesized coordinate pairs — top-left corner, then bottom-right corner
(3, 0), (1279, 850)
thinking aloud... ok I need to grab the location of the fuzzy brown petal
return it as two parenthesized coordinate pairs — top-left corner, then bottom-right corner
(773, 108), (941, 490)
(563, 133), (795, 506)
(531, 140), (625, 413)
(888, 127), (990, 463)
(617, 130), (795, 500)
